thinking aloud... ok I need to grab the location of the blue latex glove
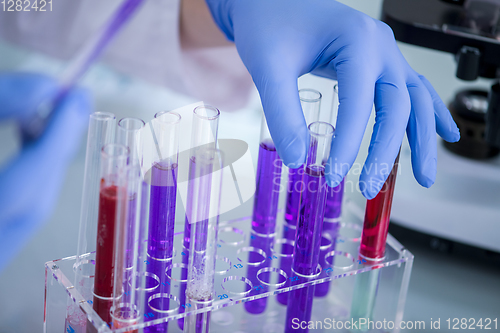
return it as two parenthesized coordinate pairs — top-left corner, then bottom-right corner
(206, 0), (460, 199)
(0, 73), (90, 271)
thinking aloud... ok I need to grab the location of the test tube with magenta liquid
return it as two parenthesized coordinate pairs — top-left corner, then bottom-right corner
(245, 114), (283, 314)
(284, 122), (334, 332)
(350, 152), (400, 331)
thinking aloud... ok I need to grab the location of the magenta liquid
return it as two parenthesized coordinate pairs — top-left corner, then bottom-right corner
(315, 179), (344, 297)
(285, 166), (328, 332)
(145, 162), (177, 332)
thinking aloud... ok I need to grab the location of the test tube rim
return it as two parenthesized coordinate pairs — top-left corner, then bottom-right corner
(101, 143), (130, 160)
(154, 110), (181, 124)
(193, 105), (221, 121)
(90, 111), (116, 121)
(308, 121), (334, 138)
(299, 88), (322, 103)
(117, 117), (145, 131)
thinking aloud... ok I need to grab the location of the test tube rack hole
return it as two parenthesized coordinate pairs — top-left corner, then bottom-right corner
(45, 200), (413, 333)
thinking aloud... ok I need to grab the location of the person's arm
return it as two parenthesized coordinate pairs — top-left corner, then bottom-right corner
(180, 0), (231, 49)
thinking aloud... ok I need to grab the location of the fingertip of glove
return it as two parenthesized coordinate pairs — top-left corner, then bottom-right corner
(281, 136), (306, 168)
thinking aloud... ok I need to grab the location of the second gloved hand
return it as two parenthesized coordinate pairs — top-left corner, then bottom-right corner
(0, 73), (90, 271)
(205, 0), (460, 198)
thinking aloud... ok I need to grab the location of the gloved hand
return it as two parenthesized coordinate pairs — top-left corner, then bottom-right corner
(0, 72), (90, 271)
(205, 0), (460, 199)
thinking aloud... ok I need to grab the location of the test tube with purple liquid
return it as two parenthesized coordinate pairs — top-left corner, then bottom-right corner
(245, 115), (283, 314)
(144, 111), (181, 332)
(285, 122), (334, 333)
(278, 89), (322, 306)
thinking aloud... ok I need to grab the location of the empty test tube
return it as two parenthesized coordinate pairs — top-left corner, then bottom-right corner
(278, 89), (321, 306)
(285, 122), (334, 333)
(185, 148), (224, 333)
(110, 118), (147, 332)
(180, 106), (220, 330)
(350, 153), (400, 331)
(245, 115), (283, 314)
(92, 143), (129, 325)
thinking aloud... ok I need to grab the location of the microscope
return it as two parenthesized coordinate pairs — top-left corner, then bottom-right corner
(382, 0), (500, 253)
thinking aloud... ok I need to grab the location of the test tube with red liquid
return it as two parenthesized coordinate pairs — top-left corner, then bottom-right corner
(284, 122), (334, 332)
(350, 152), (400, 330)
(65, 112), (116, 333)
(92, 143), (129, 326)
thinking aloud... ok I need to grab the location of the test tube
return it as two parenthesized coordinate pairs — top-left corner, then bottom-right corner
(278, 90), (321, 305)
(184, 148), (224, 333)
(350, 153), (400, 331)
(116, 118), (145, 271)
(144, 111), (181, 332)
(245, 115), (283, 314)
(92, 143), (129, 325)
(66, 113), (116, 333)
(284, 89), (322, 224)
(110, 118), (146, 331)
(284, 122), (334, 332)
(179, 106), (220, 329)
(316, 84), (345, 297)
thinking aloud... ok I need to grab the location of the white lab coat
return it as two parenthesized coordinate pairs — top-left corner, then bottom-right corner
(0, 0), (253, 110)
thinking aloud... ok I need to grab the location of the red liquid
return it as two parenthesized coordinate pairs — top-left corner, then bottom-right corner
(359, 155), (400, 261)
(93, 185), (125, 324)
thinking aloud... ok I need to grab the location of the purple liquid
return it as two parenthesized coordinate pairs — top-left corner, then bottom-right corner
(324, 179), (345, 222)
(276, 225), (295, 305)
(284, 168), (304, 225)
(245, 141), (282, 313)
(148, 162), (177, 260)
(144, 259), (171, 333)
(244, 234), (273, 314)
(285, 166), (328, 333)
(315, 179), (344, 297)
(177, 247), (189, 330)
(251, 141), (282, 235)
(145, 162), (178, 332)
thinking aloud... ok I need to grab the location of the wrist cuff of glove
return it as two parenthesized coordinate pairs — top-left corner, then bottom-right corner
(205, 0), (235, 42)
